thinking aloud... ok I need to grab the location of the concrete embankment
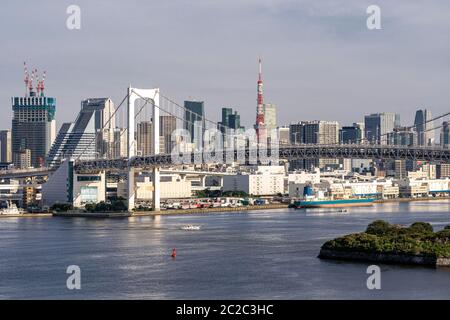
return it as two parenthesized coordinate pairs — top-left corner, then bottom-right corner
(375, 196), (450, 204)
(318, 248), (450, 267)
(0, 204), (289, 219)
(0, 213), (52, 218)
(133, 203), (289, 216)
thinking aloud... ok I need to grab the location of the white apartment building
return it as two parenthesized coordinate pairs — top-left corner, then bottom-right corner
(289, 178), (400, 199)
(117, 174), (192, 201)
(223, 166), (285, 196)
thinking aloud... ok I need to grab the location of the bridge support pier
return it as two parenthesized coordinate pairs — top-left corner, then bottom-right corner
(127, 168), (135, 212)
(152, 167), (160, 211)
(127, 86), (160, 212)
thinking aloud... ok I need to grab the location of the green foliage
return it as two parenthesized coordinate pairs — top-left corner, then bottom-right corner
(222, 190), (248, 197)
(194, 189), (248, 198)
(50, 203), (73, 212)
(409, 222), (433, 234)
(366, 220), (392, 236)
(323, 220), (450, 258)
(134, 205), (151, 212)
(84, 199), (127, 212)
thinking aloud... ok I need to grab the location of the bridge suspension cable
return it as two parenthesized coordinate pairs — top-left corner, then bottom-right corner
(75, 93), (130, 161)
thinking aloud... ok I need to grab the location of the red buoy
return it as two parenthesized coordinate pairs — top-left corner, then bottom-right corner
(171, 248), (177, 258)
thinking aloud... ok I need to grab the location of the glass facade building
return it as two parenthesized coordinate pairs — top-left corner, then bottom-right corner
(11, 95), (56, 168)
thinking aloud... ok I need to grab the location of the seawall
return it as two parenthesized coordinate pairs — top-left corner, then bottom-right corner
(318, 248), (450, 267)
(133, 203), (288, 216)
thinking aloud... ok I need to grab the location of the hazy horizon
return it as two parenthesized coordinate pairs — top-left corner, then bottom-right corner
(2, 0), (450, 131)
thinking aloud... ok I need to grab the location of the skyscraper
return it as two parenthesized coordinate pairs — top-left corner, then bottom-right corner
(289, 122), (303, 145)
(0, 130), (12, 163)
(291, 120), (339, 169)
(81, 98), (115, 158)
(184, 100), (205, 149)
(228, 113), (243, 131)
(217, 107), (245, 149)
(46, 98), (119, 167)
(387, 127), (418, 146)
(12, 65), (56, 168)
(302, 121), (339, 145)
(112, 128), (127, 158)
(263, 103), (277, 132)
(136, 121), (165, 156)
(414, 109), (434, 146)
(364, 113), (399, 144)
(441, 121), (450, 149)
(13, 149), (31, 169)
(137, 121), (152, 156)
(219, 108), (232, 132)
(278, 126), (290, 146)
(218, 107), (244, 132)
(160, 115), (177, 154)
(339, 124), (363, 144)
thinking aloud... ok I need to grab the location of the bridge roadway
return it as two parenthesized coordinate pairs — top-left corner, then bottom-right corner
(74, 144), (450, 173)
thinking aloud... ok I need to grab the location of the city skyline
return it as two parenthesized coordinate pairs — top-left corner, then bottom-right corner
(2, 1), (450, 131)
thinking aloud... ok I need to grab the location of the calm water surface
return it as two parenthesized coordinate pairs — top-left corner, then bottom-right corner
(1, 201), (450, 299)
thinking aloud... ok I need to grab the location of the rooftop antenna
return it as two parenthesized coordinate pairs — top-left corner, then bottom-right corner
(35, 69), (40, 96)
(23, 62), (29, 96)
(29, 68), (34, 95)
(40, 71), (46, 96)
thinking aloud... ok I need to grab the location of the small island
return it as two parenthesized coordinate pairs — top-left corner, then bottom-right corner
(319, 220), (450, 267)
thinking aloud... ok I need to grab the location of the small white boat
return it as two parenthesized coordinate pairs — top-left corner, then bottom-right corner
(180, 224), (201, 231)
(0, 202), (24, 215)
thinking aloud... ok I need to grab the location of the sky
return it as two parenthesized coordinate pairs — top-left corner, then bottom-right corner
(1, 0), (450, 130)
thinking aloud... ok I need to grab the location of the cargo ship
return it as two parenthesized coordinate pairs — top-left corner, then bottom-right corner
(293, 198), (375, 208)
(292, 185), (375, 209)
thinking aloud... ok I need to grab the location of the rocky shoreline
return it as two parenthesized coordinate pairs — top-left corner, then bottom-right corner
(318, 248), (450, 267)
(318, 220), (450, 268)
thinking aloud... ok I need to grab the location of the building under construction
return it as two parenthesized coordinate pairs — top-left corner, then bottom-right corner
(11, 62), (56, 168)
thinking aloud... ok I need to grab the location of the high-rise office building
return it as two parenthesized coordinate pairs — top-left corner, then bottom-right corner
(160, 115), (177, 154)
(263, 103), (277, 132)
(441, 121), (450, 149)
(46, 111), (99, 167)
(12, 73), (56, 168)
(0, 130), (12, 163)
(218, 108), (244, 132)
(394, 160), (407, 179)
(184, 100), (205, 149)
(414, 109), (434, 146)
(302, 121), (339, 145)
(340, 124), (363, 144)
(290, 121), (339, 170)
(387, 127), (418, 146)
(81, 98), (115, 158)
(354, 122), (365, 141)
(289, 122), (303, 145)
(136, 121), (165, 156)
(218, 107), (245, 148)
(112, 128), (127, 158)
(437, 163), (450, 179)
(13, 148), (31, 169)
(137, 121), (152, 156)
(219, 108), (232, 132)
(47, 98), (116, 167)
(364, 113), (400, 144)
(339, 123), (371, 172)
(278, 126), (290, 146)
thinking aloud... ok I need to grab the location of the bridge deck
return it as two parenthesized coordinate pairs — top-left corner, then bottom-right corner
(73, 145), (450, 173)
